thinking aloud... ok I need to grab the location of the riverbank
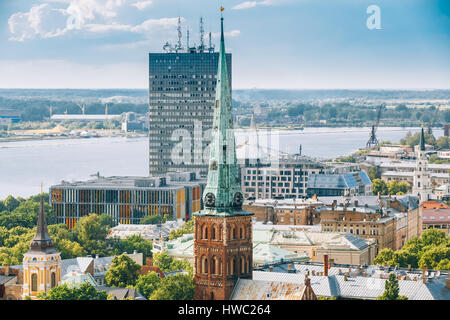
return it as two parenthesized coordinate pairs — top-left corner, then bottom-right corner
(0, 132), (147, 143)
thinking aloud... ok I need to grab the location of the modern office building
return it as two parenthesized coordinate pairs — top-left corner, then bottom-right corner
(49, 172), (206, 228)
(241, 155), (328, 200)
(149, 47), (232, 176)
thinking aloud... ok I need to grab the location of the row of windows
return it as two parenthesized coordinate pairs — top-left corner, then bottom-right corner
(52, 189), (176, 205)
(198, 255), (250, 275)
(150, 74), (217, 79)
(199, 223), (248, 241)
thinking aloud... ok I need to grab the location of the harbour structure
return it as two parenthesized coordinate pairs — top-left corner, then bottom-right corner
(49, 172), (206, 229)
(149, 17), (231, 177)
(0, 109), (20, 124)
(193, 15), (254, 300)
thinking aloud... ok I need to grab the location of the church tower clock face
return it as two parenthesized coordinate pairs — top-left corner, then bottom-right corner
(234, 192), (243, 207)
(205, 193), (215, 207)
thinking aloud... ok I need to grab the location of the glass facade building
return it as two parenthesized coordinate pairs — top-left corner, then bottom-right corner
(149, 52), (232, 176)
(50, 175), (205, 228)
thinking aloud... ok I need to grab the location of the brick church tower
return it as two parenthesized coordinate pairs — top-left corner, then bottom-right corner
(193, 13), (254, 300)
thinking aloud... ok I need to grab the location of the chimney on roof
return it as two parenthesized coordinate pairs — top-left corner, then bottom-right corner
(422, 264), (428, 283)
(323, 254), (329, 277)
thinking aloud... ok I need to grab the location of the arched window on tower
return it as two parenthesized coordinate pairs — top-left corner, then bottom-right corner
(211, 256), (216, 275)
(212, 225), (216, 240)
(51, 272), (56, 288)
(31, 273), (38, 292)
(202, 225), (208, 240)
(241, 256), (245, 273)
(230, 258), (235, 275)
(202, 256), (208, 274)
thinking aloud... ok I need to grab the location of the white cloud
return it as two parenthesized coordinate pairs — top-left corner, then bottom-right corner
(8, 4), (69, 41)
(8, 0), (150, 41)
(232, 0), (278, 10)
(132, 0), (153, 10)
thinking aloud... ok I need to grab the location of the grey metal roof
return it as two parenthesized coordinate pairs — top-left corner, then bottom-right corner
(230, 279), (308, 300)
(97, 286), (147, 300)
(252, 271), (332, 297)
(0, 275), (16, 285)
(251, 268), (450, 300)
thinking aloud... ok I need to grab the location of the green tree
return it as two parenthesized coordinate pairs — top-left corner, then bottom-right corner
(376, 273), (408, 300)
(134, 271), (161, 299)
(169, 259), (193, 276)
(418, 245), (450, 270)
(445, 110), (450, 123)
(39, 282), (108, 300)
(111, 234), (153, 261)
(368, 166), (380, 181)
(152, 251), (173, 272)
(105, 254), (142, 287)
(75, 213), (111, 256)
(372, 179), (388, 195)
(374, 248), (395, 265)
(374, 229), (449, 270)
(436, 136), (450, 149)
(150, 274), (194, 300)
(387, 180), (410, 195)
(4, 195), (19, 212)
(140, 214), (165, 225)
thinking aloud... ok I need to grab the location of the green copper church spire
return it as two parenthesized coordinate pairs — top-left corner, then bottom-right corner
(199, 15), (246, 216)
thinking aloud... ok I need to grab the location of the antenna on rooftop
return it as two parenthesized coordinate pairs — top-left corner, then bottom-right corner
(175, 16), (183, 52)
(186, 28), (191, 52)
(208, 31), (215, 53)
(199, 17), (205, 52)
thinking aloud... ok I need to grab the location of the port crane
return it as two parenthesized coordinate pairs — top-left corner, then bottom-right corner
(366, 104), (384, 149)
(76, 103), (86, 115)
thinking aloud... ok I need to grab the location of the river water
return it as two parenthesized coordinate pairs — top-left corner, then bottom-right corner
(0, 127), (443, 199)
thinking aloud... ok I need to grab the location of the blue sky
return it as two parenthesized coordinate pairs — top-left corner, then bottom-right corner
(0, 0), (449, 89)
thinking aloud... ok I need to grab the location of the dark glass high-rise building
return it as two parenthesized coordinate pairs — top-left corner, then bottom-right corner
(149, 51), (232, 176)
